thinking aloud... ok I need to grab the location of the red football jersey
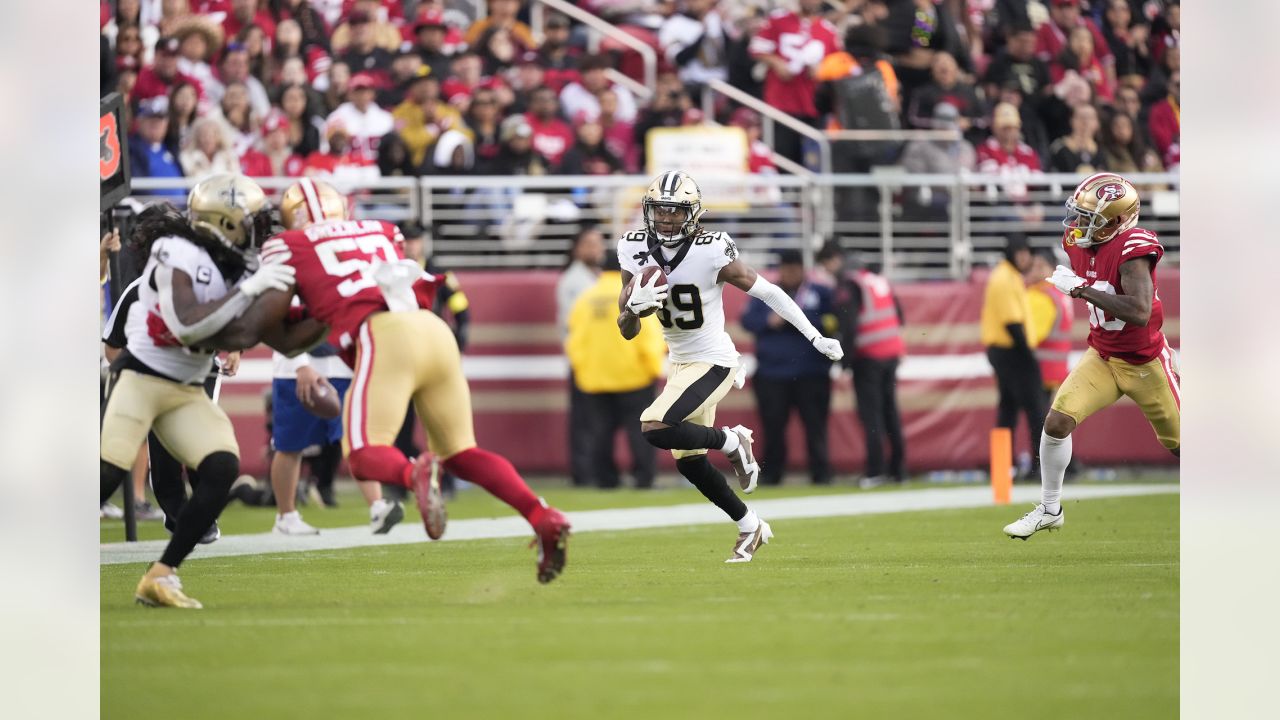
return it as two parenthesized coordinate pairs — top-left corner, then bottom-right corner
(748, 10), (840, 117)
(260, 219), (437, 365)
(1063, 226), (1167, 364)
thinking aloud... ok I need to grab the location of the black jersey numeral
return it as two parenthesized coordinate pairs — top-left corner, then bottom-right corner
(657, 284), (704, 330)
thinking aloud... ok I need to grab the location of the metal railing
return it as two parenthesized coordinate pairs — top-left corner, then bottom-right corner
(529, 0), (657, 101)
(123, 172), (1180, 280)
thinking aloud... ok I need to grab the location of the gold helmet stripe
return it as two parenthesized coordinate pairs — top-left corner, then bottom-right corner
(298, 178), (325, 225)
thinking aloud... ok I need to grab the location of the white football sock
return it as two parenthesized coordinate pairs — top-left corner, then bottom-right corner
(720, 427), (741, 454)
(736, 508), (760, 534)
(1040, 434), (1072, 515)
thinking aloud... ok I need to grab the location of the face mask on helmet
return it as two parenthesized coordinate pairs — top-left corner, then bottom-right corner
(644, 201), (696, 247)
(1062, 198), (1112, 248)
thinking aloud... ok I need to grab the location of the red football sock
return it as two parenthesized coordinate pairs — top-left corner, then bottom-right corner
(347, 446), (412, 488)
(444, 447), (543, 522)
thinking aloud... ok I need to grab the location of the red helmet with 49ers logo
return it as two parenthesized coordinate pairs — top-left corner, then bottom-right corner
(1062, 173), (1141, 248)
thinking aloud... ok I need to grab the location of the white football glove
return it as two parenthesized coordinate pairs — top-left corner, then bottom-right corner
(812, 336), (844, 362)
(239, 262), (296, 298)
(627, 272), (669, 315)
(1049, 265), (1087, 296)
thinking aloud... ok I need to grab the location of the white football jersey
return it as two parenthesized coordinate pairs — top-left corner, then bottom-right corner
(125, 235), (239, 384)
(617, 228), (740, 367)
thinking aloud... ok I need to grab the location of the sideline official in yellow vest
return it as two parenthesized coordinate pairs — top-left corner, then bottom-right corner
(980, 234), (1045, 470)
(565, 253), (666, 489)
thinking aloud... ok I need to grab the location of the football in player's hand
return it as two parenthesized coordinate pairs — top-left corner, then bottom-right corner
(303, 377), (343, 419)
(625, 266), (667, 317)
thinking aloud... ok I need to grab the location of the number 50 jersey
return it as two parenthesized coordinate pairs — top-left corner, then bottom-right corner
(618, 228), (740, 367)
(261, 219), (438, 364)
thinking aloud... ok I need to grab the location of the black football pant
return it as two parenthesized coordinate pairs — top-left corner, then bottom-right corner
(753, 374), (832, 486)
(851, 357), (906, 481)
(580, 384), (657, 489)
(988, 347), (1045, 466)
(568, 373), (594, 487)
(772, 114), (822, 170)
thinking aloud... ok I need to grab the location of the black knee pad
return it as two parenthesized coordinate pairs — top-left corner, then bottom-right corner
(195, 451), (239, 494)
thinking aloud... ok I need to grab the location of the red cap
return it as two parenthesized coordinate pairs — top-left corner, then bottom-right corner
(729, 107), (761, 129)
(262, 111), (289, 135)
(414, 10), (447, 32)
(348, 72), (378, 90)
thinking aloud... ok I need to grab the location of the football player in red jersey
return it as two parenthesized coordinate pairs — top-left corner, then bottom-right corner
(1004, 173), (1179, 539)
(226, 178), (572, 583)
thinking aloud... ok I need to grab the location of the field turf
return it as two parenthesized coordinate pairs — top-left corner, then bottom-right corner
(101, 492), (1177, 719)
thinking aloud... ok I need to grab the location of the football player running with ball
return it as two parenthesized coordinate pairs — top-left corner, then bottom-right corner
(1003, 173), (1180, 540)
(225, 179), (572, 583)
(617, 171), (844, 562)
(100, 175), (312, 608)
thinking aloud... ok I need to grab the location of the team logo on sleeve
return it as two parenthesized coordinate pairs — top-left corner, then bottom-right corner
(724, 237), (738, 262)
(1097, 184), (1127, 201)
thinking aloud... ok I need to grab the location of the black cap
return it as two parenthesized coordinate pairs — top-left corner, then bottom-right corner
(776, 249), (804, 267)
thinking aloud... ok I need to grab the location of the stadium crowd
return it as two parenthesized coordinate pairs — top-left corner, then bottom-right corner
(100, 0), (1181, 185)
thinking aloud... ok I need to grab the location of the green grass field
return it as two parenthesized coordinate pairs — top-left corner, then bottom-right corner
(101, 492), (1178, 719)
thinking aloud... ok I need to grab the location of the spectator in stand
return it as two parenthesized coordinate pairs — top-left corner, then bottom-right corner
(327, 72), (395, 164)
(321, 61), (352, 115)
(1050, 26), (1115, 102)
(976, 102), (1041, 202)
(560, 53), (639, 125)
(557, 121), (624, 176)
(467, 87), (505, 173)
(631, 72), (688, 169)
(180, 116), (241, 178)
(411, 10), (453, 83)
(565, 251), (664, 490)
(1043, 62), (1094, 142)
(113, 23), (145, 70)
(900, 103), (975, 220)
(982, 22), (1051, 103)
(507, 51), (546, 114)
(538, 13), (582, 93)
(597, 89), (638, 173)
(115, 56), (141, 112)
(730, 107), (778, 175)
(740, 249), (837, 487)
(492, 115), (548, 176)
(994, 81), (1051, 166)
(659, 0), (729, 94)
(557, 225), (605, 487)
(882, 0), (971, 108)
(163, 81), (201, 154)
(379, 51), (426, 108)
(525, 86), (576, 170)
(466, 0), (536, 51)
(339, 10), (395, 80)
(818, 242), (907, 486)
(906, 51), (983, 141)
(1101, 0), (1152, 88)
(269, 19), (305, 83)
(1036, 0), (1113, 75)
(172, 17), (223, 102)
(376, 129), (423, 177)
(302, 120), (380, 182)
(330, 0), (402, 54)
(241, 111), (306, 177)
(1099, 109), (1161, 174)
(271, 0), (330, 52)
(1149, 0), (1180, 68)
(224, 0), (277, 39)
(748, 0), (839, 166)
(279, 82), (324, 157)
(441, 51), (497, 109)
(134, 37), (204, 107)
(156, 0), (196, 40)
(393, 68), (465, 168)
(1141, 42), (1179, 106)
(425, 129), (476, 175)
(128, 97), (185, 197)
(1048, 102), (1107, 173)
(237, 23), (272, 83)
(477, 26), (522, 75)
(278, 56), (326, 109)
(214, 43), (272, 119)
(215, 80), (261, 156)
(1147, 69), (1179, 169)
(1114, 84), (1142, 124)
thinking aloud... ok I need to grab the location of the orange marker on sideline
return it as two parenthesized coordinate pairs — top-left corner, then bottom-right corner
(990, 428), (1012, 505)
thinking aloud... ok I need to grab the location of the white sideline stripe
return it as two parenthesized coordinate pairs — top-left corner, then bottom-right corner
(221, 352), (1092, 385)
(99, 484), (1178, 566)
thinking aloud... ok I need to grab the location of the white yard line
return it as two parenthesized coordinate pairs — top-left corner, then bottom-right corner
(100, 484), (1178, 566)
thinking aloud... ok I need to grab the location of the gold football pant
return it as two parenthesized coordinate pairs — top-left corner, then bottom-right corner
(639, 361), (738, 459)
(343, 310), (476, 460)
(1051, 346), (1181, 450)
(100, 369), (239, 470)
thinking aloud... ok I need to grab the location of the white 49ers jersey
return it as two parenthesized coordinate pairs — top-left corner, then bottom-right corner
(618, 228), (740, 367)
(125, 235), (237, 384)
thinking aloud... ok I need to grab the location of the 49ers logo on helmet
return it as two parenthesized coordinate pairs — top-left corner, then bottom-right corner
(1096, 183), (1127, 201)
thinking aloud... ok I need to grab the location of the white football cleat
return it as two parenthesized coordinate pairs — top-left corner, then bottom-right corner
(100, 501), (125, 519)
(725, 519), (773, 563)
(1003, 504), (1064, 540)
(369, 499), (404, 535)
(723, 425), (760, 494)
(273, 510), (319, 536)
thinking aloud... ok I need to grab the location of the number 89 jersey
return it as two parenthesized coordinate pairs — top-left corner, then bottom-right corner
(1063, 225), (1167, 364)
(261, 219), (437, 360)
(618, 228), (740, 367)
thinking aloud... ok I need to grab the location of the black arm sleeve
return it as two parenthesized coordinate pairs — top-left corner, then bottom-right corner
(1005, 322), (1031, 354)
